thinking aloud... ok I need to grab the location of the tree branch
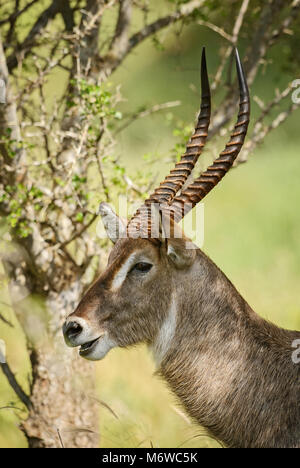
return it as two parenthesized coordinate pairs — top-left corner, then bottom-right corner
(5, 0), (75, 73)
(61, 214), (98, 249)
(0, 0), (38, 27)
(102, 0), (205, 75)
(107, 0), (132, 61)
(211, 0), (250, 91)
(1, 361), (32, 410)
(268, 0), (300, 48)
(196, 19), (233, 43)
(115, 100), (181, 134)
(245, 0), (286, 86)
(238, 100), (300, 165)
(209, 0), (299, 137)
(0, 310), (13, 327)
(59, 0), (75, 32)
(0, 34), (26, 181)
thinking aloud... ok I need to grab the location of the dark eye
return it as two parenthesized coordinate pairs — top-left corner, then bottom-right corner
(131, 262), (153, 273)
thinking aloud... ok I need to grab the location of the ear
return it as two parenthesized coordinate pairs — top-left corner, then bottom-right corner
(98, 202), (127, 244)
(158, 211), (197, 268)
(165, 237), (197, 269)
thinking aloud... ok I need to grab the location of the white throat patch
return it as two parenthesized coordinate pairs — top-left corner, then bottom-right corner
(150, 295), (177, 367)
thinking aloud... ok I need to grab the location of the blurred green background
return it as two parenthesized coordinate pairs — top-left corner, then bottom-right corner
(1, 11), (300, 448)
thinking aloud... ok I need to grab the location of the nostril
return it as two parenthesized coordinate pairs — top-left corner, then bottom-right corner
(63, 320), (83, 341)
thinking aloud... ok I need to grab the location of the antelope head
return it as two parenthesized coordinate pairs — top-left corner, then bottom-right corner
(62, 48), (250, 362)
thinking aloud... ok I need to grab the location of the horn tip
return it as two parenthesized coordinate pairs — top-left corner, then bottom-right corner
(235, 48), (249, 97)
(200, 46), (210, 96)
(201, 47), (207, 66)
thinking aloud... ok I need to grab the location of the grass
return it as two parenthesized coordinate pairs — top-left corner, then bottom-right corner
(95, 346), (220, 448)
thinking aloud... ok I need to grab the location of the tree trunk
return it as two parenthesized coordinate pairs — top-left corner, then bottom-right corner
(21, 285), (99, 448)
(1, 242), (100, 448)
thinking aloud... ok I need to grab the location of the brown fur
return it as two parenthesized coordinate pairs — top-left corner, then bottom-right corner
(67, 235), (300, 448)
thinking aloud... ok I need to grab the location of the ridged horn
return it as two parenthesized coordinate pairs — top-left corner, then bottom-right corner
(170, 48), (250, 223)
(128, 47), (211, 235)
(147, 47), (211, 204)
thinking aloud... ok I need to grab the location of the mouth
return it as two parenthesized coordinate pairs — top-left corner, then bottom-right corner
(79, 336), (102, 357)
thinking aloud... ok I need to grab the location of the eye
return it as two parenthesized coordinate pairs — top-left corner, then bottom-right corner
(131, 262), (153, 273)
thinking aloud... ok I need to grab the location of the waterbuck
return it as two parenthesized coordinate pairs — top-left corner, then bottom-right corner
(63, 49), (300, 448)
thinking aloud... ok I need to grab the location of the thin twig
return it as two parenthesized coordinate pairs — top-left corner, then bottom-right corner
(268, 0), (300, 48)
(57, 428), (65, 448)
(115, 100), (181, 134)
(254, 83), (294, 128)
(96, 138), (110, 203)
(90, 396), (119, 420)
(0, 0), (38, 27)
(0, 311), (13, 327)
(6, 0), (62, 72)
(237, 101), (300, 165)
(211, 0), (250, 91)
(209, 0), (298, 138)
(61, 214), (98, 249)
(0, 405), (24, 412)
(197, 20), (233, 43)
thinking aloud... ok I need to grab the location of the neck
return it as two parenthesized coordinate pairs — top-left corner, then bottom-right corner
(150, 293), (177, 367)
(156, 250), (300, 448)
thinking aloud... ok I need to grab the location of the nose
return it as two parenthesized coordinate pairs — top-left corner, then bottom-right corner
(63, 319), (83, 347)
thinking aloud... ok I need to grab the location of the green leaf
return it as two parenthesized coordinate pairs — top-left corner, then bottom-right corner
(75, 212), (84, 223)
